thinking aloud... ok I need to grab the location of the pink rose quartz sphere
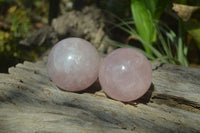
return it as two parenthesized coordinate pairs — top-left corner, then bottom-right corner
(99, 48), (152, 102)
(47, 38), (100, 92)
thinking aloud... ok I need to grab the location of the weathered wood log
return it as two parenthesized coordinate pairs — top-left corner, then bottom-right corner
(0, 57), (200, 133)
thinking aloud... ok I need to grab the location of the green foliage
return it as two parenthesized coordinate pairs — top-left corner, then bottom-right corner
(107, 12), (188, 66)
(0, 5), (30, 60)
(8, 6), (30, 38)
(173, 1), (200, 54)
(184, 21), (200, 50)
(106, 0), (189, 66)
(0, 0), (49, 72)
(130, 0), (171, 54)
(177, 20), (188, 66)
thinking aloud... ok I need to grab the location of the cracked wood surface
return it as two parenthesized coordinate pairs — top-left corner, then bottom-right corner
(0, 58), (200, 133)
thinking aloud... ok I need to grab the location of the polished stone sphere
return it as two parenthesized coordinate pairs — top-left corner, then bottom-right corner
(47, 38), (100, 92)
(99, 48), (152, 102)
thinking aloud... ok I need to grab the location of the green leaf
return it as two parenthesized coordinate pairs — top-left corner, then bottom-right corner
(131, 0), (155, 54)
(184, 20), (200, 50)
(177, 19), (188, 66)
(130, 0), (170, 55)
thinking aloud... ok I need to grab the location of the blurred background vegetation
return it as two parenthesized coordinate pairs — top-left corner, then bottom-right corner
(0, 0), (49, 72)
(0, 0), (200, 73)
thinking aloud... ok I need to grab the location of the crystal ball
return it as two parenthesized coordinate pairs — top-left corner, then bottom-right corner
(47, 38), (100, 92)
(99, 48), (152, 102)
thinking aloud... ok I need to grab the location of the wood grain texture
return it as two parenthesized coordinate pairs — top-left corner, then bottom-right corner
(0, 58), (200, 133)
